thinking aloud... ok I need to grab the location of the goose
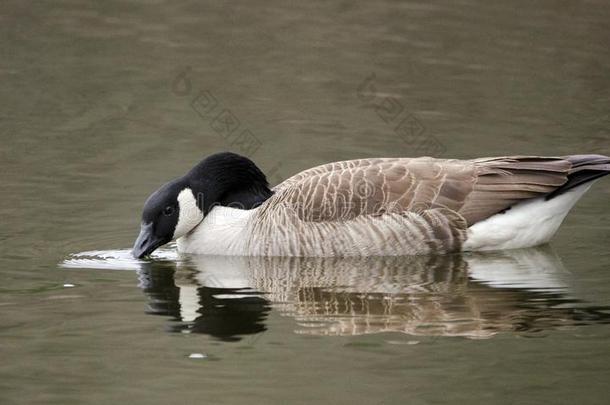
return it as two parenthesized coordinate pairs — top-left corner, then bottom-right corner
(132, 152), (609, 258)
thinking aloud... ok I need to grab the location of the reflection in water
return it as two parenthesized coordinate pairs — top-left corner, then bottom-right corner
(138, 262), (270, 341)
(80, 247), (609, 340)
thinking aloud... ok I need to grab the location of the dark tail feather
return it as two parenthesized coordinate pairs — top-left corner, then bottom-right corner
(546, 154), (610, 200)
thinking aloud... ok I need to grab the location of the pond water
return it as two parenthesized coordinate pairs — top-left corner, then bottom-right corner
(1, 1), (609, 404)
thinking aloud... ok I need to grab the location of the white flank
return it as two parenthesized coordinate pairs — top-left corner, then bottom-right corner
(173, 188), (204, 240)
(176, 206), (256, 255)
(463, 183), (593, 252)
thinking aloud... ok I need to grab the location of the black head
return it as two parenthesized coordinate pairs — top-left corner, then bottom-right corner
(132, 178), (186, 258)
(133, 152), (273, 258)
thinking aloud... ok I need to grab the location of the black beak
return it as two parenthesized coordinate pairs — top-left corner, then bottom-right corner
(132, 222), (165, 259)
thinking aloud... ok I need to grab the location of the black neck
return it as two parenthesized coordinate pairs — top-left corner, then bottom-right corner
(186, 152), (273, 214)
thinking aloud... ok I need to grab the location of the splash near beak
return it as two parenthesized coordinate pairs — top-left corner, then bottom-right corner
(132, 222), (165, 259)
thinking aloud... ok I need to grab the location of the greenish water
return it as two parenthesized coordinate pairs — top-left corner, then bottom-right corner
(1, 1), (609, 404)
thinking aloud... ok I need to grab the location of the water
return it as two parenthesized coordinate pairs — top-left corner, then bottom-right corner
(1, 0), (609, 404)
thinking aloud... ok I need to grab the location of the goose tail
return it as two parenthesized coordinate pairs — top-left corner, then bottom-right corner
(463, 154), (609, 252)
(546, 154), (610, 200)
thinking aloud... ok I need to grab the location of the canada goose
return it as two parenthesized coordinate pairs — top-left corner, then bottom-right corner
(132, 152), (609, 258)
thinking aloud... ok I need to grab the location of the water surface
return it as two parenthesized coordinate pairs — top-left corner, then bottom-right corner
(1, 1), (609, 404)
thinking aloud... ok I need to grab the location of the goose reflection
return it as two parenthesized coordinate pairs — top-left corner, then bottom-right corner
(135, 247), (610, 340)
(137, 261), (270, 340)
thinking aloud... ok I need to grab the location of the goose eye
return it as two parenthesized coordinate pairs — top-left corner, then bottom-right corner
(163, 206), (175, 216)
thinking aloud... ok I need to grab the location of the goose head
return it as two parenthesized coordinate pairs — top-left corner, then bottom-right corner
(132, 152), (273, 258)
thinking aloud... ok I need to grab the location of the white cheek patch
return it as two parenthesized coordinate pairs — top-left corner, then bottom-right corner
(173, 188), (204, 240)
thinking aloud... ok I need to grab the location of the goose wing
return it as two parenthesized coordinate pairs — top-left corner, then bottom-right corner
(271, 156), (574, 225)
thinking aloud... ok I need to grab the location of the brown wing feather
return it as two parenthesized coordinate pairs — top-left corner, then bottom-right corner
(460, 157), (571, 223)
(273, 158), (474, 222)
(270, 155), (604, 227)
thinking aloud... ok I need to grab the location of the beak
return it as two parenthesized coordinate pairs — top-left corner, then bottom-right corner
(132, 222), (165, 259)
